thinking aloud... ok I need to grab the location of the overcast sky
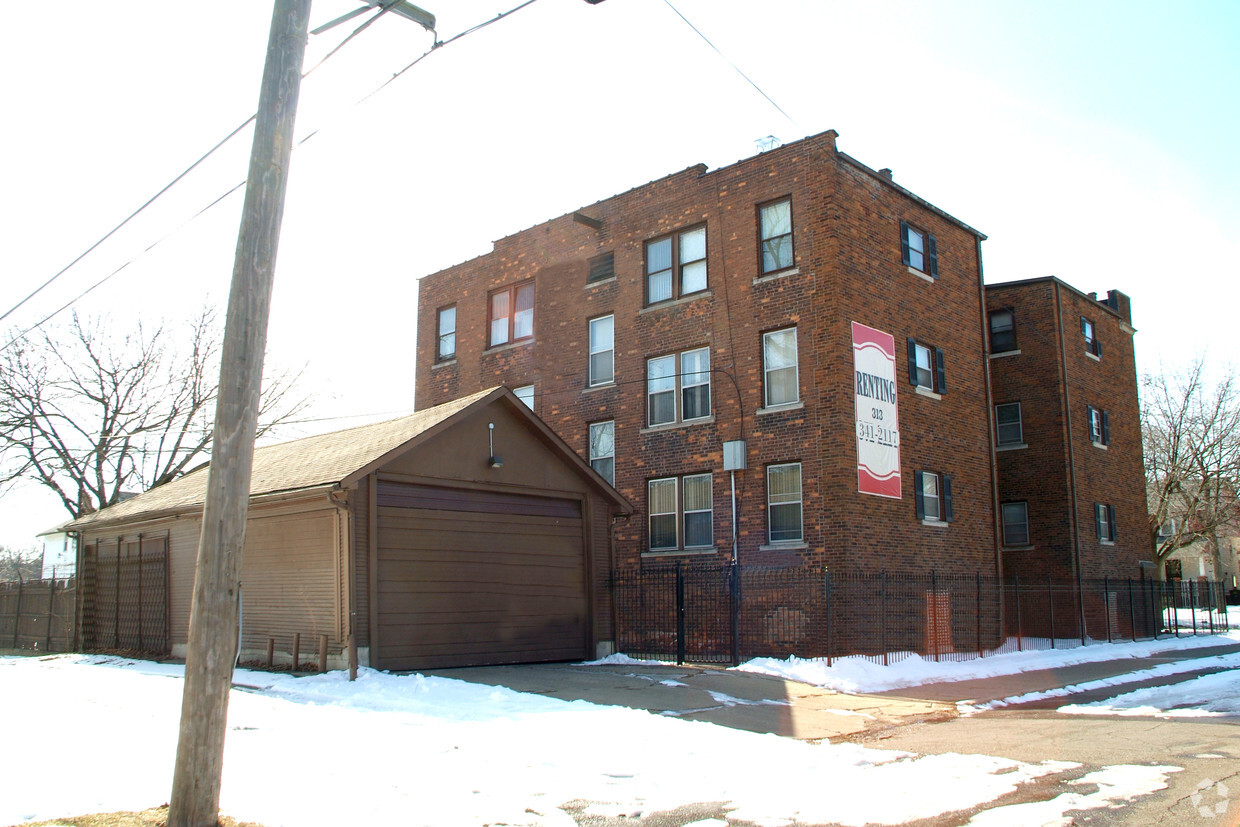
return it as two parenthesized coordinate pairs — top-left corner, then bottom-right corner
(2, 0), (1237, 549)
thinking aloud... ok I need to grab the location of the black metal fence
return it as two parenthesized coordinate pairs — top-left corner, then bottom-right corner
(612, 562), (1232, 666)
(79, 541), (170, 656)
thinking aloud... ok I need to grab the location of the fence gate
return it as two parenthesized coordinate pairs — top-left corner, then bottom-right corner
(80, 535), (170, 656)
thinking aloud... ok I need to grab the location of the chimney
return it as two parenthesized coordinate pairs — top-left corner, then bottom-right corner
(878, 168), (893, 180)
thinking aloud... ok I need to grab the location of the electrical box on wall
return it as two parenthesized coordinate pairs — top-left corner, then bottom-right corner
(723, 440), (747, 471)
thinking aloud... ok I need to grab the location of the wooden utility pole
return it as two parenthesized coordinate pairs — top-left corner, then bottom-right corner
(167, 1), (311, 824)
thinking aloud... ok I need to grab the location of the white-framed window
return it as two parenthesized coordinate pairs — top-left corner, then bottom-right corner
(900, 221), (938, 277)
(915, 470), (953, 523)
(988, 309), (1016, 353)
(759, 198), (794, 273)
(767, 462), (803, 543)
(763, 327), (799, 407)
(588, 315), (614, 386)
(645, 225), (707, 304)
(646, 348), (711, 426)
(907, 338), (946, 394)
(1081, 316), (1101, 357)
(514, 385), (534, 410)
(436, 305), (456, 361)
(1095, 502), (1117, 542)
(589, 420), (615, 486)
(489, 282), (534, 347)
(647, 474), (714, 551)
(1002, 502), (1029, 546)
(995, 402), (1023, 446)
(681, 348), (711, 421)
(648, 478), (679, 550)
(1087, 405), (1110, 446)
(682, 473), (713, 548)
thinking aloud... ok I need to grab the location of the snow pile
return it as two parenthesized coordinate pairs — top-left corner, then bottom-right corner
(736, 630), (1240, 694)
(0, 655), (1177, 827)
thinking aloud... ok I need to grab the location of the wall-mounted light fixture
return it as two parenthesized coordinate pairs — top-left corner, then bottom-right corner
(488, 422), (503, 468)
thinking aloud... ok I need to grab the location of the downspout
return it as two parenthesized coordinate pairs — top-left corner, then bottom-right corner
(1053, 282), (1088, 642)
(329, 487), (357, 679)
(976, 237), (1003, 582)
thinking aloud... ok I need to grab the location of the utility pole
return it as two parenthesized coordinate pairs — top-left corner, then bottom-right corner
(167, 1), (311, 824)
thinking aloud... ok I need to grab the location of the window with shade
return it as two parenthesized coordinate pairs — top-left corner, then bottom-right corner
(645, 226), (707, 305)
(588, 315), (614, 386)
(647, 473), (713, 551)
(766, 463), (803, 543)
(763, 327), (799, 407)
(759, 198), (793, 273)
(488, 282), (534, 347)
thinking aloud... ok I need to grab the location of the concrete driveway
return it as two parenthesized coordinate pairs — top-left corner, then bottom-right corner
(424, 660), (954, 741)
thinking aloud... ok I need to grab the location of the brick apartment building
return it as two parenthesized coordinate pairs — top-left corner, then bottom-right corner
(414, 129), (1149, 590)
(986, 279), (1150, 583)
(417, 129), (1001, 577)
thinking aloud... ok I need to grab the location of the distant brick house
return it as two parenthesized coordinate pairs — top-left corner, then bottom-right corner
(415, 130), (1150, 597)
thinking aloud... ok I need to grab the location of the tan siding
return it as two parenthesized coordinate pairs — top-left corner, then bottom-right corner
(590, 495), (614, 641)
(239, 510), (338, 655)
(351, 481), (370, 646)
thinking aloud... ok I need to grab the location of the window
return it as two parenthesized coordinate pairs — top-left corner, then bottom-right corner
(645, 226), (707, 304)
(1157, 518), (1178, 541)
(588, 315), (614, 386)
(1081, 316), (1102, 357)
(900, 221), (938, 278)
(759, 198), (794, 273)
(588, 251), (615, 284)
(906, 338), (946, 394)
(514, 385), (534, 410)
(1087, 405), (1110, 446)
(767, 463), (803, 543)
(1095, 502), (1117, 542)
(995, 403), (1023, 446)
(589, 421), (615, 486)
(1002, 502), (1029, 546)
(646, 348), (711, 426)
(489, 282), (534, 347)
(763, 328), (799, 407)
(988, 310), (1016, 353)
(436, 305), (456, 361)
(648, 474), (714, 551)
(914, 470), (953, 523)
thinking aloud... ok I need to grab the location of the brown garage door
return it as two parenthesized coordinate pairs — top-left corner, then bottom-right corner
(375, 482), (589, 670)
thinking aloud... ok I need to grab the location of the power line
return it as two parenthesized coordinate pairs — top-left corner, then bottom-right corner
(662, 0), (800, 130)
(1, 0), (543, 352)
(0, 5), (399, 334)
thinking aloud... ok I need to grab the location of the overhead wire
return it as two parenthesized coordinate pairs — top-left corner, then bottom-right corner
(0, 3), (399, 347)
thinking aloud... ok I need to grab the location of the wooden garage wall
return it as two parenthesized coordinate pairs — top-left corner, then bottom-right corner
(350, 480), (371, 648)
(590, 494), (614, 643)
(238, 508), (338, 655)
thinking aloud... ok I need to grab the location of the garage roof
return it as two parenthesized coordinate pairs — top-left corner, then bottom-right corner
(68, 387), (627, 531)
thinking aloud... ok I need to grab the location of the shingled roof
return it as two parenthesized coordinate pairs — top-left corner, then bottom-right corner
(68, 387), (499, 531)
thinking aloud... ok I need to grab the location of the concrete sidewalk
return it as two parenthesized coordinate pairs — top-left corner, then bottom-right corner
(425, 661), (955, 741)
(871, 640), (1240, 705)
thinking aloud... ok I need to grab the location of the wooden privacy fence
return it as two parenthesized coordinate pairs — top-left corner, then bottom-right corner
(79, 536), (170, 657)
(0, 576), (76, 653)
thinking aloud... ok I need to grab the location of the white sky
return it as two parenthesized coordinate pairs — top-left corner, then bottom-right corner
(2, 0), (1238, 547)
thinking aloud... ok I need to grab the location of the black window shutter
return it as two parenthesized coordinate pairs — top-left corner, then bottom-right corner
(1081, 316), (1088, 336)
(934, 348), (946, 393)
(914, 471), (925, 519)
(927, 233), (939, 278)
(1108, 504), (1117, 541)
(1094, 503), (1104, 540)
(907, 337), (918, 385)
(1086, 405), (1094, 440)
(900, 221), (911, 266)
(1102, 410), (1111, 445)
(1095, 337), (1103, 358)
(942, 474), (954, 522)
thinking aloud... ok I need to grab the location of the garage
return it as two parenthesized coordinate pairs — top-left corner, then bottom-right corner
(374, 482), (590, 670)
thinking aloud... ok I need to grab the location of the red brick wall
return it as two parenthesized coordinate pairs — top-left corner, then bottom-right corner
(987, 279), (1149, 583)
(416, 131), (998, 579)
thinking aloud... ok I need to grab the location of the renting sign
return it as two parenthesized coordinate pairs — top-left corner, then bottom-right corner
(852, 321), (901, 498)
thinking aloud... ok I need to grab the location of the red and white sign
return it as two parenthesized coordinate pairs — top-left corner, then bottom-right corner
(852, 322), (902, 498)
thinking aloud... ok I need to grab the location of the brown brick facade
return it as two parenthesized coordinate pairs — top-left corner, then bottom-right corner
(416, 130), (1002, 577)
(986, 278), (1149, 584)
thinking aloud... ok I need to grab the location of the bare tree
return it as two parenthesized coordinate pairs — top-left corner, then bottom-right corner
(0, 545), (41, 581)
(0, 309), (308, 519)
(1143, 357), (1240, 580)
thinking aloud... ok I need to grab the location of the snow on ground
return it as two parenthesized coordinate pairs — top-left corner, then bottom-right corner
(1059, 667), (1240, 718)
(737, 629), (1240, 694)
(0, 654), (1176, 827)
